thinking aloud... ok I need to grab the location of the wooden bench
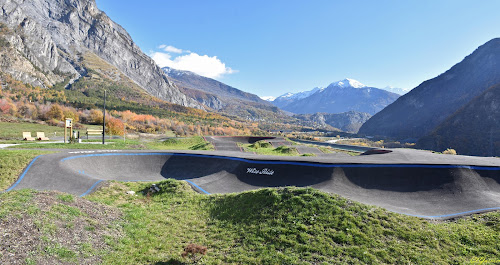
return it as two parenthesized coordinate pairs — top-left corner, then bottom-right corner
(86, 129), (103, 139)
(36, 132), (50, 141)
(22, 132), (35, 141)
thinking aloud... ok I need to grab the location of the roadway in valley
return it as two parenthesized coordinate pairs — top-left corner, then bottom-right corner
(5, 136), (500, 220)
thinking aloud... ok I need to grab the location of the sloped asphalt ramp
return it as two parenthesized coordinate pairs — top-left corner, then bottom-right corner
(7, 148), (500, 219)
(204, 136), (325, 155)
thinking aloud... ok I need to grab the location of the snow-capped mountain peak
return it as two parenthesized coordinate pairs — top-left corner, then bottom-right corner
(382, 86), (410, 95)
(260, 96), (276, 101)
(276, 87), (322, 100)
(329, 78), (367, 89)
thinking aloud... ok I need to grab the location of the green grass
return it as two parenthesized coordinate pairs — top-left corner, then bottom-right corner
(242, 143), (300, 156)
(11, 139), (145, 150)
(0, 121), (65, 140)
(84, 180), (500, 264)
(0, 189), (121, 264)
(0, 121), (103, 143)
(147, 136), (214, 150)
(11, 136), (214, 151)
(0, 149), (53, 190)
(1, 180), (500, 264)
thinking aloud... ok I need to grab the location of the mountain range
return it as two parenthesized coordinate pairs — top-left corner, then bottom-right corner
(271, 79), (400, 115)
(0, 0), (201, 108)
(162, 67), (284, 121)
(358, 38), (500, 156)
(0, 0), (287, 122)
(359, 38), (500, 141)
(272, 87), (322, 109)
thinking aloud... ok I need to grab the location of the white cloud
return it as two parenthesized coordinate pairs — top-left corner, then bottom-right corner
(151, 47), (237, 79)
(158, 44), (183, 54)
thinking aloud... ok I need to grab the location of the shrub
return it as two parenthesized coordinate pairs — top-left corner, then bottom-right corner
(45, 104), (64, 121)
(443, 148), (457, 155)
(274, 145), (299, 155)
(63, 109), (79, 122)
(88, 109), (103, 125)
(250, 140), (272, 149)
(106, 117), (124, 135)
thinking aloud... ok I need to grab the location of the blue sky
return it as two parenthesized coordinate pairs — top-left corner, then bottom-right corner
(96, 0), (500, 98)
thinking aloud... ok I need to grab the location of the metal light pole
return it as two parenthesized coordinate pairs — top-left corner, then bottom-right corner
(102, 90), (106, 145)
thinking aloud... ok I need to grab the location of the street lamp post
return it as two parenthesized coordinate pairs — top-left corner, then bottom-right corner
(102, 90), (106, 145)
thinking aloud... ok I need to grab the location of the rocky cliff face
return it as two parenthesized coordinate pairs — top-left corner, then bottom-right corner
(0, 0), (199, 107)
(359, 38), (500, 140)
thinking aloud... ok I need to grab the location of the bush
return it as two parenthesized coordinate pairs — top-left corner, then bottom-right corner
(443, 148), (457, 155)
(63, 109), (79, 122)
(250, 140), (272, 149)
(88, 109), (103, 125)
(106, 117), (124, 136)
(274, 145), (299, 155)
(45, 104), (64, 121)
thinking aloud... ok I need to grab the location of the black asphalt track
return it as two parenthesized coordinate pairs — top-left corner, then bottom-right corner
(205, 136), (325, 155)
(7, 141), (500, 219)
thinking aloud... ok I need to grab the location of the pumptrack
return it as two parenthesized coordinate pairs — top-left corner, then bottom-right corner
(6, 137), (500, 220)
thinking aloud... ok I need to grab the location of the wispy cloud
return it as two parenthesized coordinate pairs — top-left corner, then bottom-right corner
(158, 44), (183, 54)
(151, 45), (237, 79)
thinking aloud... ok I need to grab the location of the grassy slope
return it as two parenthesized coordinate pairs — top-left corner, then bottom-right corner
(86, 180), (500, 264)
(241, 141), (300, 156)
(0, 150), (52, 190)
(0, 121), (103, 142)
(0, 121), (65, 140)
(1, 179), (499, 264)
(11, 139), (146, 150)
(11, 136), (214, 151)
(1, 134), (499, 264)
(148, 136), (214, 150)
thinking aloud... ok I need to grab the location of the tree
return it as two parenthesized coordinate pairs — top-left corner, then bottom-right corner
(63, 109), (79, 122)
(106, 117), (124, 135)
(46, 104), (64, 121)
(88, 109), (103, 125)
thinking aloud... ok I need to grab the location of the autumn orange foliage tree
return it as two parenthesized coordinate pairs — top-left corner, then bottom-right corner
(106, 117), (124, 135)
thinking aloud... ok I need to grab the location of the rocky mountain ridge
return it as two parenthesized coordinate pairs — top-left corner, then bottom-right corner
(272, 87), (322, 109)
(0, 0), (199, 108)
(359, 38), (500, 140)
(163, 66), (284, 121)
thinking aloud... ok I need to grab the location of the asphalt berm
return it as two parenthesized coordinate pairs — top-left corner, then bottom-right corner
(7, 136), (500, 220)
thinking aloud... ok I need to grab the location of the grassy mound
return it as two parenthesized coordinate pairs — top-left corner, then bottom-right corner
(82, 179), (500, 264)
(249, 140), (273, 149)
(157, 136), (213, 150)
(243, 143), (301, 156)
(274, 145), (299, 155)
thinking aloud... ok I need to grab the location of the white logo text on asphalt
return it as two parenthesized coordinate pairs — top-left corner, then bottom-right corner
(247, 168), (275, 175)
